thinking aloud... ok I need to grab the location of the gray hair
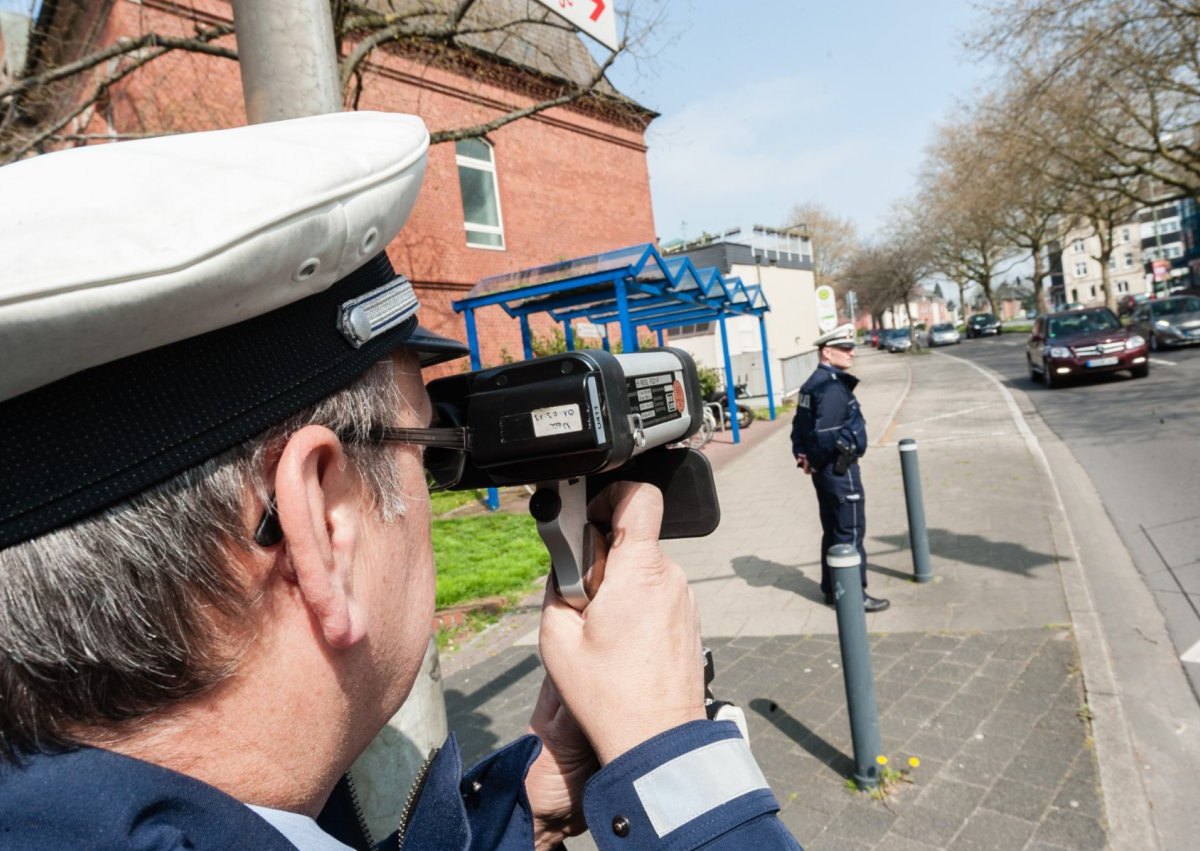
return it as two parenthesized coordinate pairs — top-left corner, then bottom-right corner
(0, 360), (410, 759)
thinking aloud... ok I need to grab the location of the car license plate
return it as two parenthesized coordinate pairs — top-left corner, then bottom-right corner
(1086, 357), (1118, 367)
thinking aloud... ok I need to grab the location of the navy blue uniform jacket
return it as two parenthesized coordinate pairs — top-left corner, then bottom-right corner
(790, 363), (867, 472)
(0, 720), (801, 849)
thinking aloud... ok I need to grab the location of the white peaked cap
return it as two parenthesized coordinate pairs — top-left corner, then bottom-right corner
(0, 111), (430, 401)
(814, 323), (856, 348)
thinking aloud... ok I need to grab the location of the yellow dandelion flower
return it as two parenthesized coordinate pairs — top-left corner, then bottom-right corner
(908, 757), (921, 768)
(876, 755), (888, 766)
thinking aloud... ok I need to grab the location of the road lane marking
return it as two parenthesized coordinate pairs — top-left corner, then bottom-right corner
(1183, 639), (1200, 665)
(1150, 358), (1177, 366)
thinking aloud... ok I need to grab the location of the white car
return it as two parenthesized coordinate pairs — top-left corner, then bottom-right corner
(927, 322), (961, 346)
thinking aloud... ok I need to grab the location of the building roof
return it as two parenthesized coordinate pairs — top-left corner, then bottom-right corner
(362, 0), (650, 113)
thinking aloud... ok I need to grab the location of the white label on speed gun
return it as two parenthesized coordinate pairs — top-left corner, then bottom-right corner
(531, 404), (583, 437)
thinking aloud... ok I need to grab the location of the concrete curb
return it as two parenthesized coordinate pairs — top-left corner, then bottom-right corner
(935, 349), (1161, 850)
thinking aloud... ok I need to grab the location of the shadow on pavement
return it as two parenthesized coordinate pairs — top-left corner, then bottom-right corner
(444, 653), (542, 762)
(874, 527), (1055, 576)
(748, 698), (853, 779)
(732, 555), (825, 604)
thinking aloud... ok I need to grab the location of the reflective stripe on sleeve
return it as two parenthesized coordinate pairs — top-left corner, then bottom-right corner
(631, 736), (769, 837)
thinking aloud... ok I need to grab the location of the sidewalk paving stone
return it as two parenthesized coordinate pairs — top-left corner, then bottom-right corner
(442, 350), (1114, 849)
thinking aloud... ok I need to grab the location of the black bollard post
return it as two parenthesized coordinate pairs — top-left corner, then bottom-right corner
(898, 438), (932, 583)
(829, 543), (882, 790)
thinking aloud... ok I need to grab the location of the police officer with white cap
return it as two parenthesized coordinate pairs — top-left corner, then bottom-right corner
(0, 113), (800, 850)
(791, 324), (889, 613)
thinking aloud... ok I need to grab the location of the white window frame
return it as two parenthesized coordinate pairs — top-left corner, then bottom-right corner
(1123, 252), (1134, 268)
(1072, 239), (1086, 253)
(1074, 261), (1088, 277)
(455, 139), (506, 251)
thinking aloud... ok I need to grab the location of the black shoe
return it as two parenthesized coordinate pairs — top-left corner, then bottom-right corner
(864, 594), (890, 613)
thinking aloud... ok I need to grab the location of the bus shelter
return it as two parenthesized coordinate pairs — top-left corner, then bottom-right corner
(452, 243), (774, 508)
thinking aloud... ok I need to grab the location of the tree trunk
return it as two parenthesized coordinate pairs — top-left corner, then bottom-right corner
(1030, 244), (1050, 315)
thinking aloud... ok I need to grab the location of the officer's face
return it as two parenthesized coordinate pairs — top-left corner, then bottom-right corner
(825, 345), (856, 370)
(358, 349), (438, 716)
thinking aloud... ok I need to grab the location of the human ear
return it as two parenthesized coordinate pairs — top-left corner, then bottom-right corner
(272, 425), (368, 649)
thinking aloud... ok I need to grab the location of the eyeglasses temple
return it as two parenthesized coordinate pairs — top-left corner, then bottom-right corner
(368, 426), (471, 450)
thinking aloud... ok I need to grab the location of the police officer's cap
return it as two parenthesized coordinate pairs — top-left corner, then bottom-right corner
(0, 112), (469, 550)
(814, 323), (857, 349)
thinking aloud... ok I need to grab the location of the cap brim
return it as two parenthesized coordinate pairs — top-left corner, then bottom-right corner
(407, 324), (471, 366)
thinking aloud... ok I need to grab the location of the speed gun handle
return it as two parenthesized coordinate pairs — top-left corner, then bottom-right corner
(703, 647), (750, 740)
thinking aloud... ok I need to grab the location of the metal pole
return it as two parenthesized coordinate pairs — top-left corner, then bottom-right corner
(615, 278), (637, 353)
(463, 310), (500, 511)
(718, 315), (740, 443)
(656, 328), (666, 347)
(758, 315), (776, 420)
(231, 0), (342, 124)
(519, 315), (533, 361)
(829, 543), (882, 790)
(899, 439), (932, 583)
(563, 321), (576, 352)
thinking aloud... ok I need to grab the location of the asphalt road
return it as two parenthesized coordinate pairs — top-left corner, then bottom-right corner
(944, 331), (1200, 699)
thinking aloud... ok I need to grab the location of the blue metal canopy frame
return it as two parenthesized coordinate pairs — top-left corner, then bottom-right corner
(452, 243), (776, 508)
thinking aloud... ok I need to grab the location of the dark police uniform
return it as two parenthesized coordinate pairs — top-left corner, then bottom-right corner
(0, 723), (800, 850)
(790, 362), (869, 598)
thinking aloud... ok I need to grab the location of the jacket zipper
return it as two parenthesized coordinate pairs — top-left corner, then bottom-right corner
(344, 772), (373, 849)
(396, 748), (439, 851)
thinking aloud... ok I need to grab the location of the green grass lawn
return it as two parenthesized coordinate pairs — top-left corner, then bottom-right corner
(432, 510), (549, 608)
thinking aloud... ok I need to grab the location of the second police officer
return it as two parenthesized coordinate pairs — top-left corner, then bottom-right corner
(791, 324), (890, 613)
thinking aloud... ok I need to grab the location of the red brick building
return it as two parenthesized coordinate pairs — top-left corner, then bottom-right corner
(11, 0), (658, 372)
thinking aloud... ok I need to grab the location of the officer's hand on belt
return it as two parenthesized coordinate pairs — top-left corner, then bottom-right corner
(795, 453), (812, 475)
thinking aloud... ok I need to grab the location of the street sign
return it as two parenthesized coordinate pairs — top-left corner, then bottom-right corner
(815, 285), (838, 332)
(531, 0), (619, 51)
(575, 322), (606, 339)
(1153, 259), (1171, 282)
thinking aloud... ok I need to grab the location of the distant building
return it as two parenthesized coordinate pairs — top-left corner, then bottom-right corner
(1048, 222), (1146, 308)
(1046, 192), (1200, 309)
(1138, 197), (1198, 295)
(662, 229), (819, 403)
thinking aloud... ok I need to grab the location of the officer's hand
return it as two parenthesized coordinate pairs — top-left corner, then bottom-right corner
(796, 454), (812, 474)
(525, 677), (597, 850)
(539, 482), (706, 765)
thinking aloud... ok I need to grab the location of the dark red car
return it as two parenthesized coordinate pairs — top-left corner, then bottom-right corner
(1026, 307), (1149, 389)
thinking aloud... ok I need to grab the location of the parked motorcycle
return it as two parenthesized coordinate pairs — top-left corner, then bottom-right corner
(706, 382), (755, 430)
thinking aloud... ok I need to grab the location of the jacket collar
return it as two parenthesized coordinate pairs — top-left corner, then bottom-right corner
(818, 362), (860, 390)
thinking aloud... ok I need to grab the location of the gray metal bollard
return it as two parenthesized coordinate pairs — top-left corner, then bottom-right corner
(898, 438), (932, 583)
(830, 543), (882, 790)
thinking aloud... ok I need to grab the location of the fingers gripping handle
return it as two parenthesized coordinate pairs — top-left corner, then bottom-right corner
(530, 479), (607, 611)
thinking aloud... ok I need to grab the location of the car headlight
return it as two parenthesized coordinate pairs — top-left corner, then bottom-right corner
(1125, 335), (1145, 349)
(1048, 346), (1071, 358)
(1155, 319), (1170, 328)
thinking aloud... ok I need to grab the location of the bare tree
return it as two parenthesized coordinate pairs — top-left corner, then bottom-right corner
(845, 213), (932, 336)
(783, 201), (859, 295)
(975, 0), (1200, 204)
(0, 0), (670, 164)
(917, 119), (1017, 317)
(970, 92), (1073, 315)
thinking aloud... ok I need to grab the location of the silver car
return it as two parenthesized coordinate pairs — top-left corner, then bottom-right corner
(884, 329), (913, 352)
(1129, 295), (1200, 350)
(927, 322), (961, 347)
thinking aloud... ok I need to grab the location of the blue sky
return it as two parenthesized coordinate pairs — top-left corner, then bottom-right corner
(605, 1), (1000, 243)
